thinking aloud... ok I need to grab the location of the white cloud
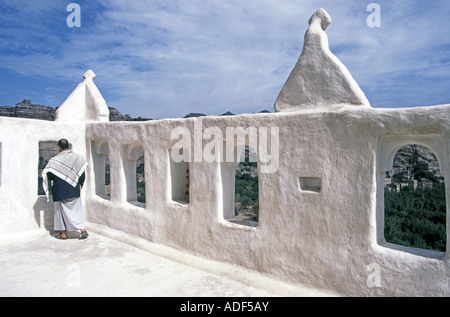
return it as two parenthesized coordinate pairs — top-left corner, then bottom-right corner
(0, 0), (449, 118)
(78, 0), (319, 118)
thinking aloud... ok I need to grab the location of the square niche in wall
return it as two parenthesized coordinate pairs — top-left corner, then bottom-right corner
(299, 177), (322, 193)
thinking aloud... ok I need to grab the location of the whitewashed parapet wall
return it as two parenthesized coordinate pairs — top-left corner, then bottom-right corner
(0, 118), (85, 233)
(0, 69), (106, 235)
(85, 9), (450, 296)
(0, 9), (449, 296)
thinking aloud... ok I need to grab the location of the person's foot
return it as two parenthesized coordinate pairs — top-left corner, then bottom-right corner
(55, 231), (68, 240)
(80, 230), (89, 239)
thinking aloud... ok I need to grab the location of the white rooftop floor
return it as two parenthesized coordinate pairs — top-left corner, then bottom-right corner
(0, 226), (334, 298)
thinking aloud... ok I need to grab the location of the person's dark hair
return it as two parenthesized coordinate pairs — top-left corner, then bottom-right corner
(58, 139), (70, 150)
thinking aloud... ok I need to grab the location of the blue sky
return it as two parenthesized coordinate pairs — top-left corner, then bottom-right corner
(0, 1), (449, 119)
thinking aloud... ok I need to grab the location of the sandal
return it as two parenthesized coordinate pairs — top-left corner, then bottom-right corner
(55, 233), (68, 240)
(80, 230), (89, 239)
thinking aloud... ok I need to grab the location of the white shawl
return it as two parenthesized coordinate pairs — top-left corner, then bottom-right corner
(42, 150), (88, 202)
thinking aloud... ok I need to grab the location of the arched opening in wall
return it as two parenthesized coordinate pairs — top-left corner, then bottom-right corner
(105, 155), (110, 198)
(169, 147), (190, 204)
(384, 144), (447, 252)
(123, 143), (145, 207)
(221, 145), (259, 227)
(235, 146), (259, 225)
(38, 141), (59, 195)
(91, 140), (110, 200)
(136, 147), (145, 205)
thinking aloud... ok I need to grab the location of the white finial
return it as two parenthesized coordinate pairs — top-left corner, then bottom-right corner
(56, 69), (109, 122)
(308, 8), (332, 30)
(83, 69), (96, 81)
(274, 8), (370, 112)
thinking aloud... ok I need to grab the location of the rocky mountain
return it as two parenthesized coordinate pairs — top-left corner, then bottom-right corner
(0, 99), (152, 122)
(0, 99), (272, 121)
(183, 113), (206, 118)
(392, 144), (441, 175)
(0, 100), (56, 121)
(386, 144), (443, 191)
(184, 110), (271, 118)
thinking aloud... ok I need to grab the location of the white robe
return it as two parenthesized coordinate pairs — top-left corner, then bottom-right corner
(54, 197), (85, 232)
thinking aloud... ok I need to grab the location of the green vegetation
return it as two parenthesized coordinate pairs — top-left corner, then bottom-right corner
(137, 181), (145, 203)
(385, 182), (446, 252)
(235, 161), (259, 222)
(385, 144), (447, 252)
(136, 162), (145, 203)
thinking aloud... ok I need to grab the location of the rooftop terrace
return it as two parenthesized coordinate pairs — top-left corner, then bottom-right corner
(0, 225), (331, 297)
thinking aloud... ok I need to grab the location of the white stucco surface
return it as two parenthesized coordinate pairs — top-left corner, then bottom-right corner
(0, 9), (449, 297)
(83, 105), (450, 297)
(0, 228), (330, 297)
(275, 9), (370, 112)
(56, 70), (109, 122)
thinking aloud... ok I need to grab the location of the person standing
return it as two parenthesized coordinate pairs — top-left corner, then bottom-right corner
(42, 139), (89, 240)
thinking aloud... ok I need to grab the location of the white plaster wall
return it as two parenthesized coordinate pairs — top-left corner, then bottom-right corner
(0, 8), (448, 296)
(0, 117), (87, 234)
(83, 105), (450, 296)
(0, 105), (448, 296)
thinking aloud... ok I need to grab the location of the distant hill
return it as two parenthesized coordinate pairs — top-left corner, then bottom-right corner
(184, 110), (271, 118)
(220, 111), (235, 116)
(108, 107), (152, 121)
(0, 100), (55, 121)
(392, 144), (441, 175)
(0, 100), (271, 121)
(183, 113), (206, 118)
(0, 99), (152, 121)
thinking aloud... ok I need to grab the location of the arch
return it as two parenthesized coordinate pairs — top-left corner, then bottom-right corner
(90, 140), (110, 199)
(92, 140), (109, 156)
(377, 135), (448, 257)
(168, 146), (190, 205)
(378, 135), (445, 174)
(126, 143), (143, 161)
(123, 143), (145, 206)
(220, 142), (259, 228)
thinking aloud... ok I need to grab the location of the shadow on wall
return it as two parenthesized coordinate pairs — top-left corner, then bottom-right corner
(33, 196), (54, 232)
